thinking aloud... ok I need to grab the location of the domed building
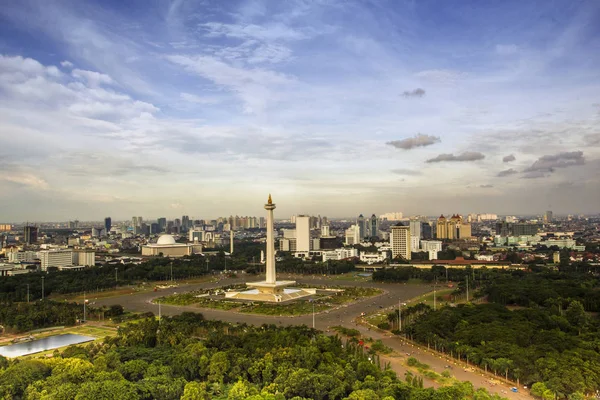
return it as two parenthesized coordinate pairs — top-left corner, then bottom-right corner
(141, 234), (202, 257)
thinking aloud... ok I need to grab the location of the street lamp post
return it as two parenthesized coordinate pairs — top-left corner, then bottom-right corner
(170, 262), (173, 282)
(398, 300), (402, 332)
(83, 291), (86, 323)
(312, 301), (315, 329)
(115, 268), (118, 287)
(41, 276), (45, 300)
(26, 283), (30, 303)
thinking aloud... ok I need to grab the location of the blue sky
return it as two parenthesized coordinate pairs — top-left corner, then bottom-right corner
(0, 0), (599, 221)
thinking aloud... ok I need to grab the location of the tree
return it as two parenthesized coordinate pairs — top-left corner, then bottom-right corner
(181, 382), (210, 400)
(565, 300), (587, 334)
(228, 379), (258, 400)
(531, 382), (548, 398)
(209, 351), (230, 383)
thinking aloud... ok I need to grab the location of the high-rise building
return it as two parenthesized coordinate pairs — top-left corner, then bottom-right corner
(39, 249), (73, 271)
(345, 224), (360, 245)
(390, 224), (411, 260)
(369, 214), (379, 238)
(73, 251), (95, 266)
(357, 214), (367, 239)
(421, 240), (442, 260)
(543, 211), (553, 223)
(24, 225), (38, 245)
(295, 215), (311, 252)
(436, 214), (471, 239)
(422, 222), (433, 239)
(379, 212), (403, 221)
(132, 216), (139, 228)
(182, 215), (190, 232)
(104, 217), (111, 234)
(409, 219), (422, 239)
(157, 217), (167, 232)
(321, 224), (331, 237)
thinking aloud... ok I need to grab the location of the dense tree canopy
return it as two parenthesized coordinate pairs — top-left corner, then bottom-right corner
(0, 313), (506, 400)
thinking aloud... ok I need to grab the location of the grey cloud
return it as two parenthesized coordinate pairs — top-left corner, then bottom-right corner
(391, 168), (422, 176)
(387, 134), (440, 150)
(522, 171), (550, 179)
(402, 88), (425, 98)
(497, 168), (518, 177)
(584, 133), (600, 146)
(502, 154), (516, 162)
(479, 184), (494, 188)
(524, 151), (585, 174)
(426, 152), (485, 163)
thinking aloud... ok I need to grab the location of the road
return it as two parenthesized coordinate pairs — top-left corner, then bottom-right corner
(93, 273), (532, 399)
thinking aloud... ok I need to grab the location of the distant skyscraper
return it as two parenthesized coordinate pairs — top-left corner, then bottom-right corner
(543, 211), (553, 223)
(390, 224), (411, 260)
(295, 215), (311, 252)
(182, 215), (190, 232)
(345, 224), (360, 245)
(357, 214), (367, 239)
(24, 225), (38, 245)
(104, 217), (112, 233)
(157, 217), (167, 232)
(369, 214), (379, 238)
(422, 222), (433, 239)
(409, 219), (422, 239)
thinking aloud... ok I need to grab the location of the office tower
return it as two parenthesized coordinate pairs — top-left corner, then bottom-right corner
(137, 216), (143, 226)
(73, 250), (95, 266)
(182, 215), (190, 231)
(390, 223), (411, 260)
(436, 214), (471, 239)
(39, 249), (73, 271)
(409, 219), (422, 238)
(379, 212), (403, 221)
(104, 217), (112, 233)
(369, 214), (379, 238)
(295, 215), (310, 252)
(511, 223), (541, 236)
(357, 214), (367, 239)
(23, 225), (38, 245)
(543, 211), (553, 223)
(422, 222), (433, 239)
(157, 217), (167, 232)
(345, 224), (360, 245)
(132, 216), (138, 228)
(150, 223), (160, 234)
(321, 224), (331, 237)
(421, 240), (442, 260)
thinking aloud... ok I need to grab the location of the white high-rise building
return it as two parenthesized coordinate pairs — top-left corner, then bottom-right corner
(295, 215), (311, 252)
(344, 224), (360, 245)
(73, 251), (95, 266)
(39, 250), (73, 271)
(421, 240), (442, 260)
(410, 236), (420, 253)
(379, 212), (403, 221)
(409, 219), (421, 238)
(321, 224), (330, 237)
(390, 224), (411, 260)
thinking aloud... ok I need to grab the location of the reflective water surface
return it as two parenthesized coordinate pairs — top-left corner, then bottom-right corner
(0, 334), (95, 358)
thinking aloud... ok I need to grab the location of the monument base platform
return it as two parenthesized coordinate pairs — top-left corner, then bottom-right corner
(225, 281), (315, 303)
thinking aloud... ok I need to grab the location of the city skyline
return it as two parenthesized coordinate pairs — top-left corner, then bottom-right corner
(1, 0), (599, 220)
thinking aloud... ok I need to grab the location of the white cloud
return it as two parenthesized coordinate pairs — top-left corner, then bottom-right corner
(60, 60), (74, 68)
(72, 69), (114, 86)
(180, 92), (220, 105)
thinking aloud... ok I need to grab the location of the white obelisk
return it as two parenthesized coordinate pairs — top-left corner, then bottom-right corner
(265, 194), (276, 284)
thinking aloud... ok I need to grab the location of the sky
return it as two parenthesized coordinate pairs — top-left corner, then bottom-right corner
(0, 0), (599, 222)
